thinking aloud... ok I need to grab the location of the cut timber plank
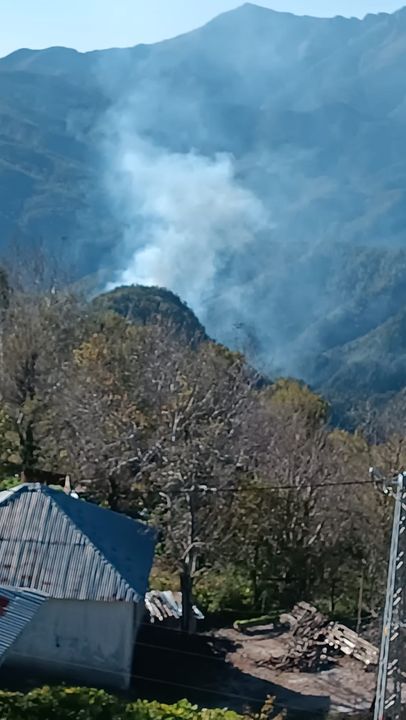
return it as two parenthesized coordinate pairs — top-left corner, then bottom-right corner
(326, 624), (378, 666)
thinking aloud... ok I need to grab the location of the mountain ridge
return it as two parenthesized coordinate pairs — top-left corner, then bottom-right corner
(1, 2), (403, 68)
(1, 3), (406, 420)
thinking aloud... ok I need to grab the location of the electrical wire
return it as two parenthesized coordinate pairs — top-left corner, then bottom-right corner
(4, 648), (296, 711)
(0, 476), (382, 711)
(7, 646), (363, 714)
(155, 478), (379, 494)
(1, 593), (377, 711)
(139, 610), (376, 637)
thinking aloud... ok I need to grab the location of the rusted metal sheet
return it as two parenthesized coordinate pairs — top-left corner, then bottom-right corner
(0, 484), (155, 602)
(145, 590), (204, 623)
(0, 585), (48, 664)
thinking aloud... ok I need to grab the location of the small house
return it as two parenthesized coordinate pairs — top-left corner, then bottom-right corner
(0, 483), (155, 689)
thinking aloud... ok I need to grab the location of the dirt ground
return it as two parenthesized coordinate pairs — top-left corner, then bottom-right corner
(214, 625), (375, 715)
(135, 621), (375, 717)
(0, 620), (375, 718)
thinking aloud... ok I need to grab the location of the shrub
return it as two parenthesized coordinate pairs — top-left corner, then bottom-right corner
(0, 687), (245, 720)
(194, 567), (253, 614)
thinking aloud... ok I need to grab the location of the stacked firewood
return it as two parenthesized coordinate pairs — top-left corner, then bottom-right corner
(279, 601), (327, 633)
(275, 602), (333, 672)
(268, 602), (378, 673)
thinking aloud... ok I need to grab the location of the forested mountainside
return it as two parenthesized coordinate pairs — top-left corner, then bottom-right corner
(1, 3), (406, 414)
(0, 272), (399, 629)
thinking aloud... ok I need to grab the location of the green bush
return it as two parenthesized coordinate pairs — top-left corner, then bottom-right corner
(0, 475), (20, 492)
(194, 567), (253, 614)
(0, 687), (245, 720)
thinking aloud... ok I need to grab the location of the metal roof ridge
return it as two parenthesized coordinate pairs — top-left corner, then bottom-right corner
(0, 584), (49, 599)
(0, 483), (37, 505)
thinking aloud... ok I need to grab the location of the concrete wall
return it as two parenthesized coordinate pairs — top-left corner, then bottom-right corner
(5, 598), (136, 690)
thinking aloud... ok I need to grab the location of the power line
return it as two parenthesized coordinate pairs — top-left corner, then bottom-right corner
(8, 647), (361, 714)
(155, 478), (378, 495)
(5, 587), (378, 711)
(6, 588), (379, 706)
(139, 609), (377, 637)
(5, 649), (288, 711)
(134, 618), (376, 666)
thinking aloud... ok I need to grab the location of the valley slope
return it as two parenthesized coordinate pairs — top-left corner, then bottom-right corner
(1, 4), (406, 415)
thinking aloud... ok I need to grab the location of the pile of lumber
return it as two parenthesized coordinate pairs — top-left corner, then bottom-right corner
(144, 590), (204, 624)
(270, 602), (378, 673)
(326, 623), (378, 666)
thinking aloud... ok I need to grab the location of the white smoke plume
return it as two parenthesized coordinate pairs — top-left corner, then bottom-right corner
(104, 126), (268, 320)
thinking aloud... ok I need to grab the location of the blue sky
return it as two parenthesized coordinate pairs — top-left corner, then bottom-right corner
(1, 0), (403, 57)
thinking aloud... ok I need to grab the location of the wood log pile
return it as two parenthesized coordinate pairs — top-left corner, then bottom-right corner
(270, 601), (378, 673)
(275, 602), (332, 672)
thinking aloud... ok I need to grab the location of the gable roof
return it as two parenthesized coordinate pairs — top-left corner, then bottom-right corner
(0, 484), (155, 602)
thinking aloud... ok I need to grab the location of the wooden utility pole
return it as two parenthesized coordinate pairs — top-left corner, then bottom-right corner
(356, 560), (366, 636)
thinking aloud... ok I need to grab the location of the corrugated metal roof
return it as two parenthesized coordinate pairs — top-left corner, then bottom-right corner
(145, 591), (204, 623)
(0, 485), (22, 504)
(0, 484), (155, 602)
(0, 585), (48, 664)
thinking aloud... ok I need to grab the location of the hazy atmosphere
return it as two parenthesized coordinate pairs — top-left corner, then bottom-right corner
(2, 2), (406, 401)
(1, 1), (406, 716)
(1, 0), (403, 55)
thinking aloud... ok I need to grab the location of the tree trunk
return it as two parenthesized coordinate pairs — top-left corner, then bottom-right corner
(356, 564), (365, 635)
(107, 475), (120, 511)
(180, 568), (194, 634)
(330, 577), (336, 614)
(20, 420), (37, 481)
(251, 544), (260, 609)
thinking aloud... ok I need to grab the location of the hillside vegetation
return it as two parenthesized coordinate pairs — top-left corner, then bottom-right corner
(93, 286), (207, 343)
(1, 6), (406, 411)
(0, 269), (402, 627)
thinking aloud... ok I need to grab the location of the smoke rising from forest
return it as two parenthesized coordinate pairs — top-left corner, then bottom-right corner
(102, 104), (272, 354)
(93, 2), (405, 392)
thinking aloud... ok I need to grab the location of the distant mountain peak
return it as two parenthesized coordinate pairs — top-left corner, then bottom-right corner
(394, 5), (406, 17)
(202, 1), (302, 37)
(239, 2), (276, 11)
(229, 1), (400, 22)
(1, 45), (80, 62)
(224, 2), (295, 18)
(0, 44), (86, 76)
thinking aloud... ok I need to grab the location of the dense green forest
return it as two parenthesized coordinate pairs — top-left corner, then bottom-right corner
(0, 266), (402, 629)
